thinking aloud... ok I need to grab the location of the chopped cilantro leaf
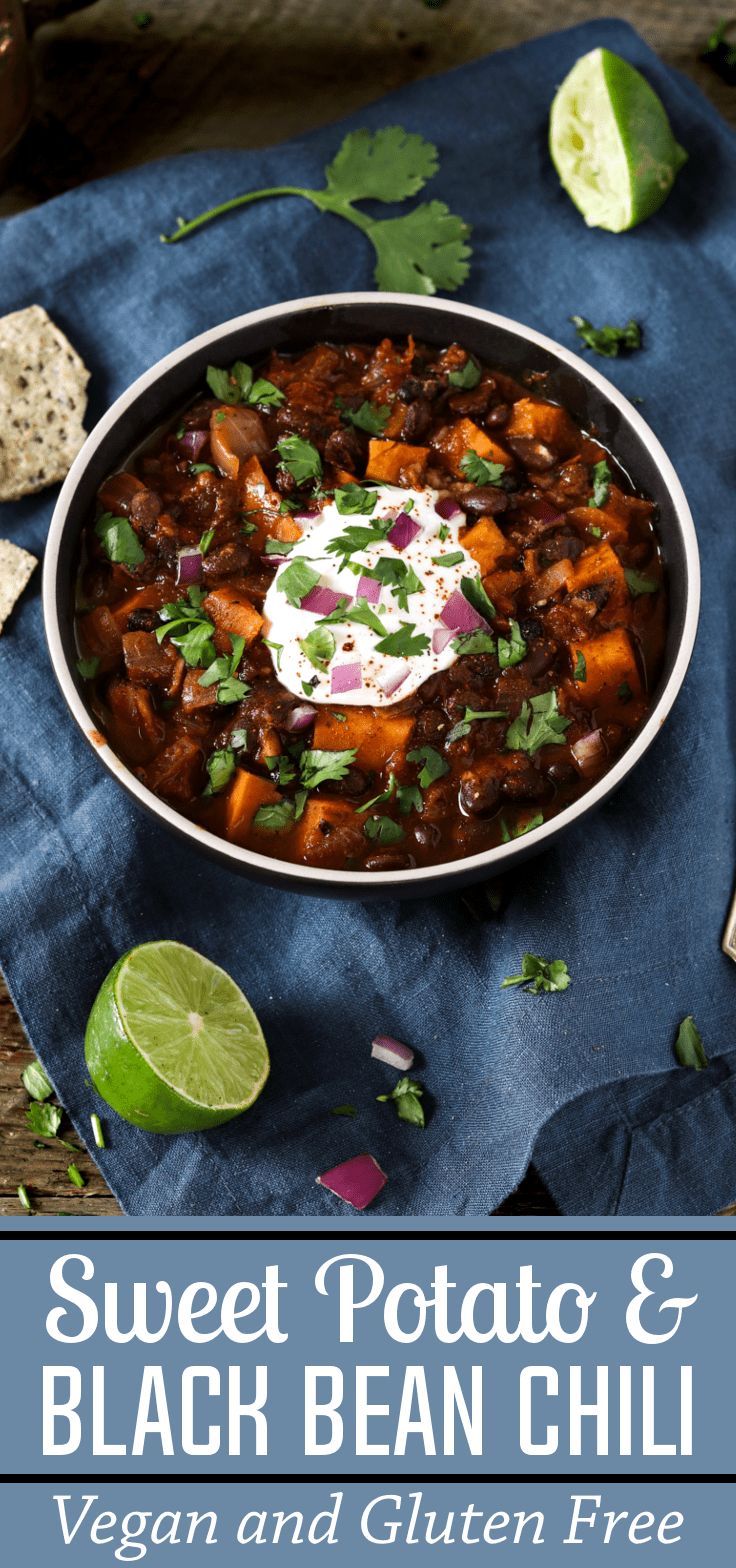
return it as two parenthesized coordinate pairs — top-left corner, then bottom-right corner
(276, 434), (322, 485)
(94, 512), (145, 567)
(624, 568), (658, 597)
(230, 728), (248, 750)
(674, 1015), (708, 1070)
(326, 517), (393, 565)
(357, 774), (398, 813)
(262, 637), (283, 671)
(204, 749), (235, 795)
(618, 681), (633, 703)
(299, 625), (336, 672)
(377, 1074), (425, 1126)
(448, 357), (481, 389)
(408, 744), (449, 789)
(451, 630), (495, 656)
(172, 619), (216, 668)
(461, 574), (495, 624)
(587, 459), (612, 509)
(571, 315), (642, 359)
(364, 814), (405, 845)
(447, 706), (508, 744)
(438, 521), (450, 542)
(336, 397), (390, 435)
(334, 484), (379, 516)
(190, 463), (216, 475)
(501, 813), (544, 842)
(76, 656), (99, 679)
(318, 596), (389, 637)
(505, 689), (570, 754)
(397, 783), (423, 815)
(431, 550), (464, 566)
(360, 557), (424, 612)
(254, 801), (295, 832)
(264, 537), (296, 556)
(459, 450), (506, 486)
(198, 527), (215, 555)
(589, 524), (602, 539)
(300, 747), (358, 790)
(374, 622), (430, 657)
(207, 360), (284, 408)
(216, 675), (248, 705)
(497, 618), (527, 669)
(278, 558), (321, 606)
(501, 954), (571, 994)
(573, 650), (587, 682)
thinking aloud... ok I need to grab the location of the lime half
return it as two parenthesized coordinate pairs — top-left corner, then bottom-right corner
(550, 47), (687, 232)
(85, 941), (269, 1133)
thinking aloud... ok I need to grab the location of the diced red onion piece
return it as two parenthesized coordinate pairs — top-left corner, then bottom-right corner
(371, 1034), (415, 1070)
(331, 661), (362, 695)
(293, 508), (320, 523)
(432, 625), (455, 655)
(356, 574), (381, 605)
(300, 585), (350, 616)
(571, 729), (606, 773)
(176, 548), (203, 586)
(435, 495), (463, 521)
(178, 429), (208, 460)
(440, 589), (486, 634)
(286, 704), (317, 733)
(262, 552), (290, 567)
(317, 1153), (388, 1210)
(387, 512), (421, 550)
(377, 660), (410, 697)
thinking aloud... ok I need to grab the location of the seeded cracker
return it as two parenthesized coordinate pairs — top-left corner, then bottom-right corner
(0, 539), (37, 632)
(0, 305), (89, 501)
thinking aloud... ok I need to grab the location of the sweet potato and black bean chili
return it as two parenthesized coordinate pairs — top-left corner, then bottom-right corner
(75, 337), (666, 872)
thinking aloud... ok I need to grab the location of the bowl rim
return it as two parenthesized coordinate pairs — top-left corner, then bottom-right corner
(43, 289), (701, 892)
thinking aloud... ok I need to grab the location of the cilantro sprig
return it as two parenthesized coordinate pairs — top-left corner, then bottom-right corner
(501, 954), (571, 994)
(377, 1075), (426, 1127)
(459, 451), (506, 486)
(336, 398), (390, 435)
(354, 557), (424, 612)
(276, 435), (323, 486)
(571, 315), (642, 359)
(447, 706), (508, 744)
(588, 459), (612, 509)
(95, 512), (145, 568)
(198, 633), (249, 704)
(161, 126), (471, 295)
(505, 690), (570, 754)
(206, 360), (285, 408)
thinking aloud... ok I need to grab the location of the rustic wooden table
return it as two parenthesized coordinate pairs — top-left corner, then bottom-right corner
(1, 1), (733, 1215)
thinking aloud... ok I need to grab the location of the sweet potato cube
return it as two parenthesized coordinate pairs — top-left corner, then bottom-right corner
(224, 770), (281, 845)
(109, 585), (166, 633)
(311, 707), (414, 774)
(203, 584), (263, 646)
(106, 679), (164, 763)
(292, 797), (364, 869)
(573, 629), (642, 710)
(180, 669), (219, 711)
(505, 398), (580, 456)
(431, 417), (510, 477)
(365, 438), (429, 487)
(122, 631), (176, 687)
(462, 516), (509, 574)
(569, 541), (627, 601)
(142, 734), (203, 803)
(79, 606), (123, 667)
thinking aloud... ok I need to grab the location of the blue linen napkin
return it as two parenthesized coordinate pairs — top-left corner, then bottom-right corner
(1, 17), (735, 1216)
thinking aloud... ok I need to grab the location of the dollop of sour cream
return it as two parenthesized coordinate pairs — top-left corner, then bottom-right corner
(262, 483), (477, 707)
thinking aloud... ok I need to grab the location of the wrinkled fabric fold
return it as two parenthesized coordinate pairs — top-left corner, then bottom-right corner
(0, 17), (734, 1214)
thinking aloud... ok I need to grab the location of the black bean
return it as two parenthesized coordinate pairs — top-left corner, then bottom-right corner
(364, 850), (415, 872)
(127, 607), (158, 632)
(460, 485), (509, 518)
(459, 771), (502, 817)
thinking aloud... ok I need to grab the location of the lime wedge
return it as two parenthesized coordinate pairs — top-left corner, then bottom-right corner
(549, 47), (687, 232)
(85, 940), (269, 1133)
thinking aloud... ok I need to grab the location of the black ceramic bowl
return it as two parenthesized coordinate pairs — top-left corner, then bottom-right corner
(43, 292), (700, 898)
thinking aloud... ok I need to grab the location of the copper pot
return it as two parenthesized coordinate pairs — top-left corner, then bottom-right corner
(0, 1), (33, 176)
